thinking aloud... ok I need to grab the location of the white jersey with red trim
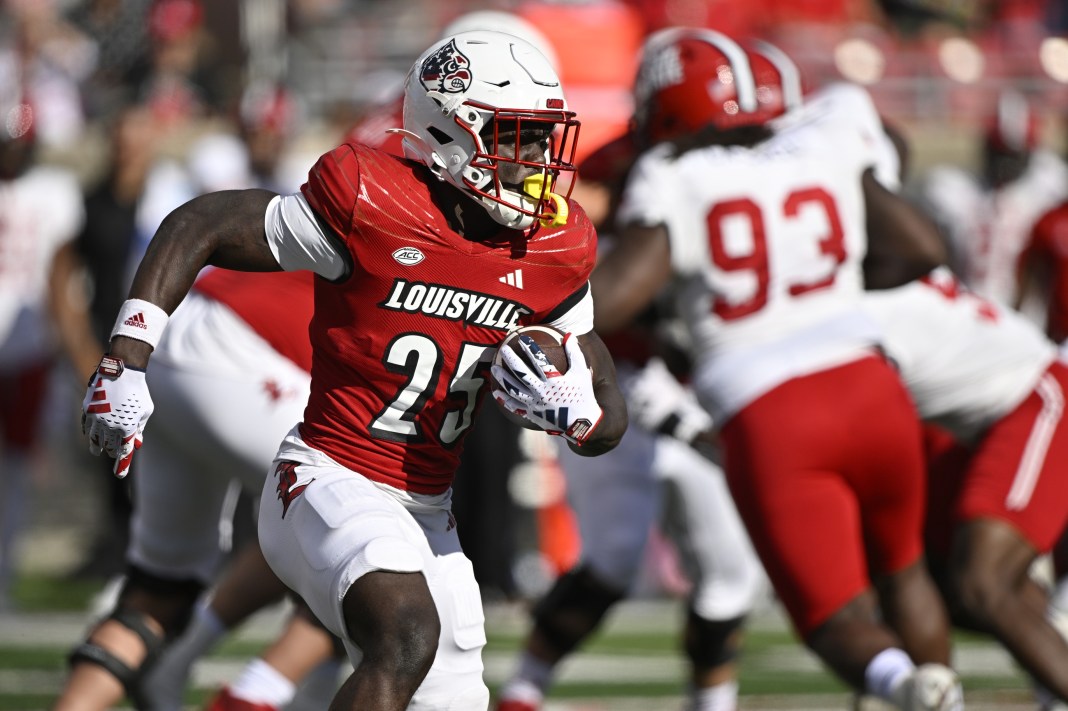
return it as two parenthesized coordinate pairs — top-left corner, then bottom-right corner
(269, 142), (597, 495)
(915, 149), (1068, 307)
(864, 266), (1056, 443)
(0, 166), (84, 368)
(617, 83), (888, 422)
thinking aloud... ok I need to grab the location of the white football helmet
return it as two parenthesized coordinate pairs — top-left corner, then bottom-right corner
(399, 30), (580, 231)
(439, 10), (560, 72)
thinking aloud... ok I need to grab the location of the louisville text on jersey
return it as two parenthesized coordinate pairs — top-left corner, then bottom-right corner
(380, 278), (531, 331)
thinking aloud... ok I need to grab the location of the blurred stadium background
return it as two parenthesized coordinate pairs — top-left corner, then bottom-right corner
(5, 0), (1068, 708)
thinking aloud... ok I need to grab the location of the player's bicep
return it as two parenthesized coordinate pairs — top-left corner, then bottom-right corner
(544, 283), (594, 336)
(591, 222), (672, 334)
(265, 193), (352, 281)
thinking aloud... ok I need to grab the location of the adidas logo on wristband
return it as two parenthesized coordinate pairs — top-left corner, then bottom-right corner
(123, 312), (148, 329)
(111, 299), (169, 349)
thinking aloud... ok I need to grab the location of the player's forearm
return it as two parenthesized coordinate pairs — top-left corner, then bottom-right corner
(128, 189), (281, 313)
(109, 190), (281, 370)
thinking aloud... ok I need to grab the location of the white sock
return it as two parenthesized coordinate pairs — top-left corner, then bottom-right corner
(229, 657), (297, 707)
(141, 599), (229, 711)
(688, 679), (739, 711)
(865, 647), (915, 701)
(498, 652), (556, 702)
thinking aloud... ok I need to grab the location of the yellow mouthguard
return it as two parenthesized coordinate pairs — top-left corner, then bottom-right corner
(523, 174), (569, 227)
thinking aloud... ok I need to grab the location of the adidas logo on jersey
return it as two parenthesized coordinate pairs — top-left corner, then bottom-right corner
(499, 269), (524, 289)
(123, 312), (148, 329)
(380, 278), (531, 331)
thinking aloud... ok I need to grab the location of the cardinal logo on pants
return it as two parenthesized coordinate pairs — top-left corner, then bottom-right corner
(275, 460), (309, 519)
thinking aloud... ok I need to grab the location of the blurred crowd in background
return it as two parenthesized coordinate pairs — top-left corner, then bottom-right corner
(5, 0), (1068, 611)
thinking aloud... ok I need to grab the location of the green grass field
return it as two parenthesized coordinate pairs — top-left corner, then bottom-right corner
(0, 573), (1040, 711)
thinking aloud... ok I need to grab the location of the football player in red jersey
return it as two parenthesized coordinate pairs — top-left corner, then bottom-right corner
(76, 29), (626, 711)
(590, 29), (959, 710)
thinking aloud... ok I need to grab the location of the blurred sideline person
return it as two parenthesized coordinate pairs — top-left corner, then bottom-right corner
(912, 89), (1068, 317)
(590, 28), (959, 710)
(495, 30), (782, 711)
(77, 29), (626, 711)
(0, 54), (87, 611)
(69, 105), (161, 582)
(862, 266), (1068, 706)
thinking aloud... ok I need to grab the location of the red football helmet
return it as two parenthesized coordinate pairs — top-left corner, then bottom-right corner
(632, 28), (761, 144)
(746, 39), (803, 124)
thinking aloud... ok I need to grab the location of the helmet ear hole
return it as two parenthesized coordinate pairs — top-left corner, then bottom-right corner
(427, 126), (454, 144)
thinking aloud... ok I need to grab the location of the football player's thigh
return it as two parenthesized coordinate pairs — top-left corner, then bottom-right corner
(258, 466), (429, 641)
(259, 467), (489, 708)
(557, 427), (660, 589)
(839, 362), (927, 576)
(721, 393), (868, 636)
(655, 437), (765, 620)
(959, 365), (1068, 552)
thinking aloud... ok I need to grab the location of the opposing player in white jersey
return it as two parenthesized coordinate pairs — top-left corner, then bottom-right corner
(913, 90), (1068, 311)
(496, 32), (781, 711)
(591, 29), (961, 710)
(78, 30), (627, 711)
(53, 269), (346, 711)
(863, 266), (1068, 705)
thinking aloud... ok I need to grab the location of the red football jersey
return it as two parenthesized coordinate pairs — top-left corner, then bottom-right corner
(299, 143), (597, 494)
(193, 269), (315, 372)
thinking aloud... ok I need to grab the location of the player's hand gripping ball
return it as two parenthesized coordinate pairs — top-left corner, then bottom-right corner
(490, 326), (568, 431)
(490, 325), (604, 444)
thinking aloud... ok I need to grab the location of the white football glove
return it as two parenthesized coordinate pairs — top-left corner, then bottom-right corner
(621, 357), (713, 443)
(491, 333), (604, 445)
(81, 356), (153, 478)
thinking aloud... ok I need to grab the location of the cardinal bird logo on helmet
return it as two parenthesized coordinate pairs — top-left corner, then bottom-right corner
(420, 40), (472, 94)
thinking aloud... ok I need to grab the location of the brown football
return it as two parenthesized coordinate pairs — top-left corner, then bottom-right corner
(489, 325), (568, 430)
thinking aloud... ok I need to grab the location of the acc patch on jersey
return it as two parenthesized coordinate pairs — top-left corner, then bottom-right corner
(420, 40), (472, 94)
(392, 247), (425, 266)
